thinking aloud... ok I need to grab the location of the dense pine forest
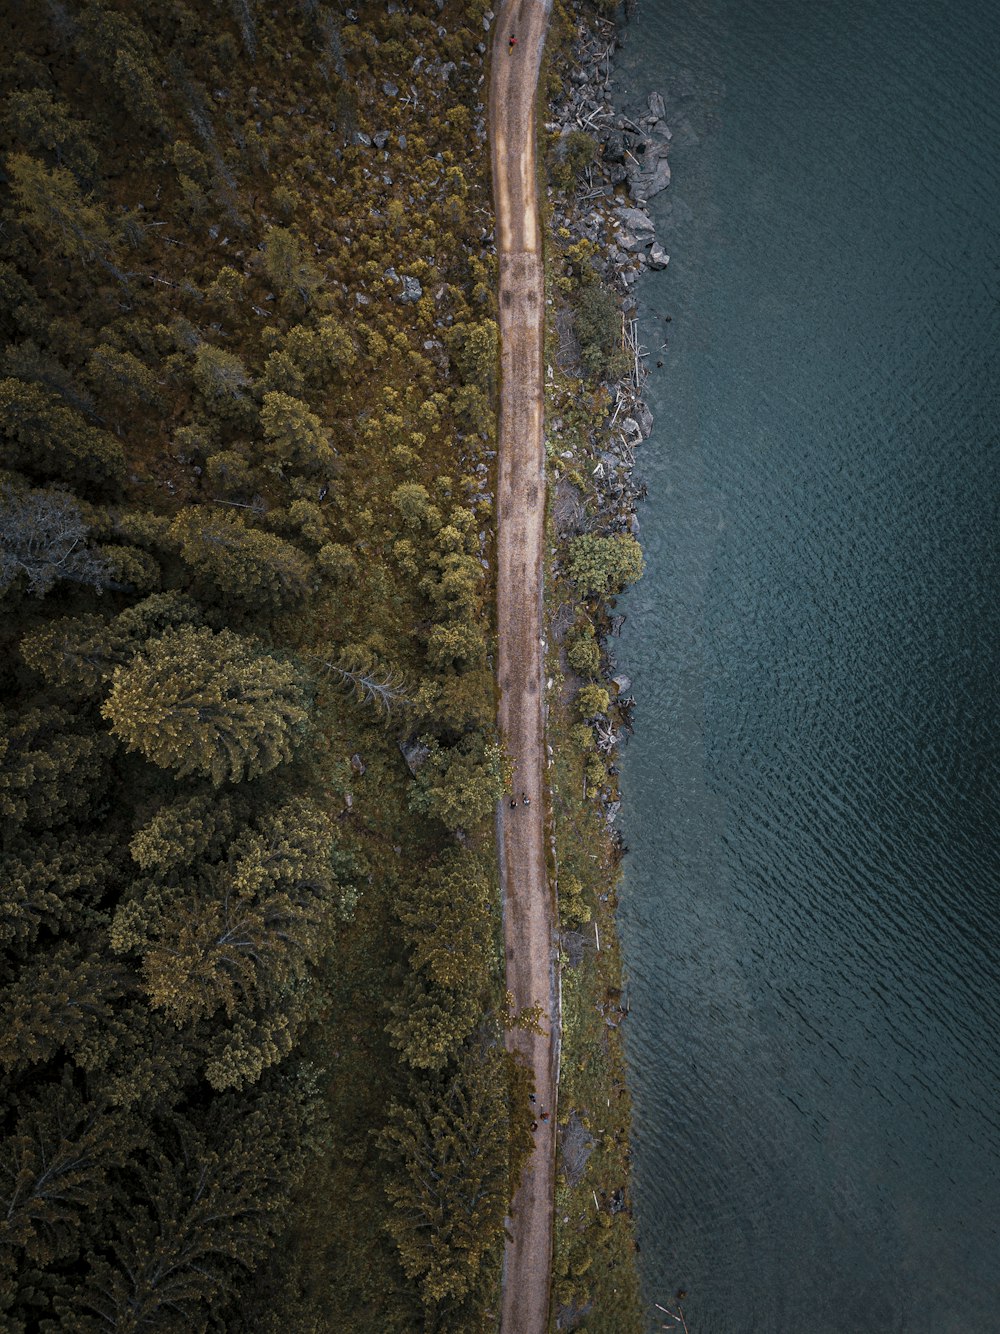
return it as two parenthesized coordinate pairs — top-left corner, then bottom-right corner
(0, 0), (527, 1328)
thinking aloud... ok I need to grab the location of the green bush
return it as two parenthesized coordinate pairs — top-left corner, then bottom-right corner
(572, 277), (631, 383)
(567, 624), (601, 677)
(576, 684), (610, 719)
(566, 532), (644, 599)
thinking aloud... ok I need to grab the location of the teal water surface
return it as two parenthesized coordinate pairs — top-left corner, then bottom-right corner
(613, 0), (1000, 1329)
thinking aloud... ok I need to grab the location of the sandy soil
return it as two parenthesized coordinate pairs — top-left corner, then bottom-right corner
(489, 3), (557, 1332)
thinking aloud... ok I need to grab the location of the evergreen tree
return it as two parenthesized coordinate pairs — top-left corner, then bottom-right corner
(170, 508), (314, 609)
(0, 1081), (132, 1268)
(128, 791), (246, 875)
(261, 226), (321, 311)
(74, 0), (166, 134)
(0, 831), (115, 952)
(397, 852), (493, 993)
(566, 531), (644, 599)
(387, 972), (483, 1074)
(387, 852), (493, 1071)
(6, 153), (116, 269)
(191, 343), (253, 416)
(3, 88), (99, 182)
(0, 705), (114, 832)
(0, 939), (128, 1075)
(87, 344), (163, 413)
(101, 625), (310, 784)
(408, 733), (508, 831)
(0, 378), (126, 490)
(282, 314), (356, 385)
(69, 1087), (316, 1329)
(260, 390), (336, 473)
(380, 1051), (510, 1317)
(115, 798), (347, 1028)
(2, 338), (96, 417)
(19, 594), (203, 703)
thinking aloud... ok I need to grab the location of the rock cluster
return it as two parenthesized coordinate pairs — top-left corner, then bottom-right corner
(547, 25), (673, 292)
(547, 11), (674, 806)
(547, 14), (674, 522)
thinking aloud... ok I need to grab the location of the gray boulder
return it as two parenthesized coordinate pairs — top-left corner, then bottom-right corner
(647, 91), (666, 120)
(648, 243), (670, 270)
(604, 129), (627, 162)
(399, 738), (431, 775)
(615, 206), (656, 237)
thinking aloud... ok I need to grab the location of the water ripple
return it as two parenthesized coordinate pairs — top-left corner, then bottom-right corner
(613, 0), (1000, 1328)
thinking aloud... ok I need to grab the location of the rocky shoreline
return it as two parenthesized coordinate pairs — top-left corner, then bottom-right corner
(546, 7), (675, 768)
(548, 9), (673, 522)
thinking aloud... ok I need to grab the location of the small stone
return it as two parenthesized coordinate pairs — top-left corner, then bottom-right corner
(648, 242), (670, 270)
(398, 275), (423, 303)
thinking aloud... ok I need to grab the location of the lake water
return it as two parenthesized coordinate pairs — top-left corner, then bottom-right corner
(612, 0), (1000, 1329)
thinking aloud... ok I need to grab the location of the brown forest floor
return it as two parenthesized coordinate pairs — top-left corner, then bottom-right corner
(490, 2), (557, 1332)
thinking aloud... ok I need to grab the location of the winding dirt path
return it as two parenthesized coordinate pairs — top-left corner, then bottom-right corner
(489, 3), (556, 1332)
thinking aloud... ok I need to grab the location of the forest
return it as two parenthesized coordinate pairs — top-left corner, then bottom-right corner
(0, 0), (527, 1327)
(0, 0), (642, 1328)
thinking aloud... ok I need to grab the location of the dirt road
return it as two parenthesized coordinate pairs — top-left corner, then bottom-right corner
(489, 3), (556, 1332)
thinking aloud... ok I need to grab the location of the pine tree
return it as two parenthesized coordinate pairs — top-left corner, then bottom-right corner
(380, 1050), (510, 1316)
(191, 342), (252, 416)
(387, 972), (483, 1073)
(101, 625), (310, 784)
(282, 314), (356, 385)
(566, 531), (644, 599)
(387, 852), (494, 1071)
(128, 791), (246, 874)
(70, 1087), (314, 1328)
(397, 851), (493, 993)
(116, 798), (347, 1030)
(87, 344), (163, 413)
(6, 153), (116, 269)
(0, 1080), (133, 1268)
(260, 390), (336, 473)
(261, 226), (321, 311)
(170, 508), (314, 609)
(408, 733), (508, 831)
(0, 378), (126, 490)
(0, 705), (114, 832)
(19, 594), (203, 703)
(3, 88), (99, 182)
(74, 1), (166, 134)
(0, 830), (115, 951)
(0, 938), (128, 1075)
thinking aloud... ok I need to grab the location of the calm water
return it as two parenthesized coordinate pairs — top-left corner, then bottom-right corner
(613, 0), (1000, 1329)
